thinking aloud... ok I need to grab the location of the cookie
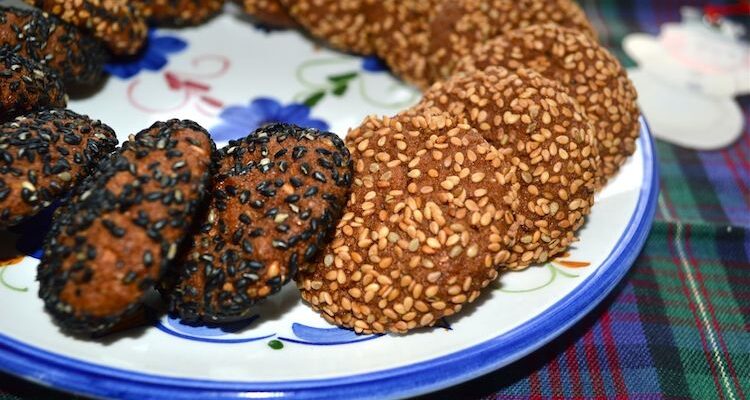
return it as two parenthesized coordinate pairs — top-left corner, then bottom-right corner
(167, 123), (352, 324)
(370, 0), (441, 89)
(136, 0), (225, 27)
(281, 0), (378, 54)
(24, 0), (148, 56)
(419, 67), (599, 268)
(455, 24), (639, 180)
(0, 6), (107, 85)
(426, 0), (596, 82)
(297, 110), (515, 334)
(0, 109), (118, 228)
(38, 119), (215, 335)
(239, 0), (296, 28)
(0, 48), (66, 122)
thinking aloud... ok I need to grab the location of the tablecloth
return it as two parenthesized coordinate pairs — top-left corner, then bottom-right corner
(1, 0), (749, 399)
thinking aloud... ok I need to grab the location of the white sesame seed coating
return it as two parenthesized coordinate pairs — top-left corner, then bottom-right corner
(419, 67), (600, 269)
(281, 0), (379, 54)
(455, 24), (639, 182)
(297, 110), (515, 334)
(426, 0), (596, 83)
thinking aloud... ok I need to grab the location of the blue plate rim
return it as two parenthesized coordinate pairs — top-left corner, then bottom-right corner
(0, 117), (659, 400)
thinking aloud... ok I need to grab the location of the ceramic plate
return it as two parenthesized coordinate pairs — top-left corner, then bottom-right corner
(0, 9), (658, 400)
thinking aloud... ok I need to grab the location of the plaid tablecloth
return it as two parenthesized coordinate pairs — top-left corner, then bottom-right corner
(2, 0), (749, 399)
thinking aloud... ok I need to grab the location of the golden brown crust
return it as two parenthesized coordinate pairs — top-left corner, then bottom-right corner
(419, 67), (600, 268)
(426, 0), (597, 83)
(455, 24), (638, 181)
(25, 0), (148, 56)
(297, 110), (513, 334)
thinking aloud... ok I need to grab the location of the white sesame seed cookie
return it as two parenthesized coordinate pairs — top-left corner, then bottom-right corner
(280, 0), (379, 54)
(419, 67), (600, 269)
(297, 110), (517, 334)
(426, 0), (596, 83)
(370, 0), (442, 89)
(455, 24), (639, 181)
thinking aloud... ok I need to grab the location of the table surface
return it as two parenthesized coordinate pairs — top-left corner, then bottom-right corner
(2, 0), (749, 399)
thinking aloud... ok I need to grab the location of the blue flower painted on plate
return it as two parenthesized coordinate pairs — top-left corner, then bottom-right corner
(278, 323), (383, 346)
(361, 56), (389, 73)
(104, 29), (188, 79)
(10, 203), (58, 260)
(211, 97), (330, 141)
(156, 315), (275, 344)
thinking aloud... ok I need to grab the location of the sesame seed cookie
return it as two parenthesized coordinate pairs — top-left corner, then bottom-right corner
(281, 0), (378, 54)
(297, 110), (517, 334)
(0, 109), (118, 228)
(455, 24), (639, 180)
(419, 67), (600, 269)
(167, 123), (352, 324)
(1, 48), (66, 122)
(0, 6), (107, 85)
(426, 0), (596, 82)
(38, 119), (215, 335)
(24, 0), (148, 56)
(239, 0), (296, 28)
(370, 0), (441, 89)
(135, 0), (225, 27)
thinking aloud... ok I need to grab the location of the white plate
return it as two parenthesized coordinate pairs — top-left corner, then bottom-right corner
(0, 11), (658, 400)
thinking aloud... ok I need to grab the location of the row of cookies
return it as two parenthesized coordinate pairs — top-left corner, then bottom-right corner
(241, 1), (639, 182)
(298, 66), (603, 334)
(30, 118), (353, 335)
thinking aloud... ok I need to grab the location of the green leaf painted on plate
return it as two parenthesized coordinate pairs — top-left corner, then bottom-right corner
(332, 83), (348, 96)
(303, 91), (326, 107)
(327, 72), (358, 84)
(268, 339), (284, 350)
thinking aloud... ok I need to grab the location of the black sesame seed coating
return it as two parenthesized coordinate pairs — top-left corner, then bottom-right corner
(134, 0), (225, 27)
(0, 6), (107, 85)
(37, 119), (215, 335)
(0, 48), (66, 122)
(0, 108), (118, 228)
(167, 123), (352, 324)
(24, 0), (148, 56)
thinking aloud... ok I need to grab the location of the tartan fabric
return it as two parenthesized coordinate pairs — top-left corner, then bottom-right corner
(2, 0), (749, 399)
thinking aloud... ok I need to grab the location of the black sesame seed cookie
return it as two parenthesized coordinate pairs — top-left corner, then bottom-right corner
(135, 0), (225, 27)
(0, 48), (66, 122)
(238, 0), (297, 28)
(24, 0), (148, 56)
(38, 119), (215, 335)
(0, 108), (118, 228)
(0, 6), (107, 85)
(297, 110), (513, 334)
(425, 0), (596, 83)
(455, 24), (639, 182)
(419, 67), (600, 269)
(167, 123), (352, 324)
